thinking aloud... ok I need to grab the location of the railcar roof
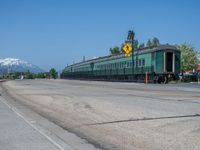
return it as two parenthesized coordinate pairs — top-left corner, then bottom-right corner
(66, 44), (178, 67)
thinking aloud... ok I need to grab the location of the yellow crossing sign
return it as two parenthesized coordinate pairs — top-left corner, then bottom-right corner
(122, 43), (132, 57)
(125, 53), (131, 57)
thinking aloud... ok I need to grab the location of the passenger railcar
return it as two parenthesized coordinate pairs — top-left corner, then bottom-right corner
(61, 44), (181, 83)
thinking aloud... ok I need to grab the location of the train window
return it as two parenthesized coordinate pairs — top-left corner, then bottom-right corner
(139, 59), (142, 67)
(128, 61), (130, 67)
(135, 60), (138, 67)
(142, 59), (145, 66)
(129, 62), (132, 67)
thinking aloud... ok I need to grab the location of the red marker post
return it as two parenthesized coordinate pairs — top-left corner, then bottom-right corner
(145, 72), (148, 84)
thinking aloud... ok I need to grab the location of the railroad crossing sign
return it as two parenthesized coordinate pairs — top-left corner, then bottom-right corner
(122, 43), (132, 57)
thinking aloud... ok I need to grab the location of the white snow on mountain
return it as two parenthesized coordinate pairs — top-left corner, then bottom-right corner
(0, 58), (44, 73)
(0, 58), (32, 67)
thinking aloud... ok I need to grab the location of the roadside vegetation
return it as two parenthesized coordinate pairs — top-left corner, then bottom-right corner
(0, 68), (58, 80)
(109, 37), (160, 55)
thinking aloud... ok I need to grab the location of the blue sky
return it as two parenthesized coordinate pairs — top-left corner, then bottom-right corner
(0, 0), (200, 71)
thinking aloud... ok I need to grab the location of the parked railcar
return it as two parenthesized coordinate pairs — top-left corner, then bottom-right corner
(61, 44), (180, 83)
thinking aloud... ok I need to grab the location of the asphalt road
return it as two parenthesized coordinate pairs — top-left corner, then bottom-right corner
(0, 97), (60, 150)
(1, 79), (200, 150)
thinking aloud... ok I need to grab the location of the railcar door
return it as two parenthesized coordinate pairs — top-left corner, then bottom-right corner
(165, 52), (173, 72)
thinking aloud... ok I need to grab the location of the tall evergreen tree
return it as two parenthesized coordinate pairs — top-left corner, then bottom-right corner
(139, 43), (145, 49)
(152, 37), (160, 46)
(133, 40), (139, 50)
(146, 39), (152, 47)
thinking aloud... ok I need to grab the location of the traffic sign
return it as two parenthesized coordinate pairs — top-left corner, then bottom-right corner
(123, 43), (132, 57)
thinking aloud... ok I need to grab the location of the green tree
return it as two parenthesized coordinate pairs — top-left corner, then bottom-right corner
(25, 70), (34, 79)
(49, 68), (57, 79)
(176, 43), (198, 71)
(152, 37), (160, 46)
(110, 46), (121, 55)
(146, 39), (152, 47)
(139, 43), (145, 49)
(36, 72), (46, 78)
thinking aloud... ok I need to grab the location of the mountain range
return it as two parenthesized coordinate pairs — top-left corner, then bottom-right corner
(0, 58), (44, 73)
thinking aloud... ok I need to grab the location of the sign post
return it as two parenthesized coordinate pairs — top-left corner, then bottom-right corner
(127, 31), (135, 76)
(122, 31), (135, 79)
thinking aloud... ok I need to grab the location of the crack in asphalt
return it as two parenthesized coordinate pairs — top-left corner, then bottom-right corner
(88, 114), (200, 126)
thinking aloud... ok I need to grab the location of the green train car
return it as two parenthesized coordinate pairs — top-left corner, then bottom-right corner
(61, 44), (181, 83)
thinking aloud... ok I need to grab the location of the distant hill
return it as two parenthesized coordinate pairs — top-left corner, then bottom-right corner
(0, 58), (44, 73)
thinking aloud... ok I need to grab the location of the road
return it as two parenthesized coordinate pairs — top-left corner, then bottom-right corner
(1, 79), (200, 150)
(0, 94), (66, 150)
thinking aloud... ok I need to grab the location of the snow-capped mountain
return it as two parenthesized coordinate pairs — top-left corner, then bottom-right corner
(0, 58), (44, 73)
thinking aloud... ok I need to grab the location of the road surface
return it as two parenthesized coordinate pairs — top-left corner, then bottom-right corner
(1, 79), (200, 150)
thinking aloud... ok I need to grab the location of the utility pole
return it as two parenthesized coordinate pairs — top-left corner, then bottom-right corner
(127, 30), (135, 76)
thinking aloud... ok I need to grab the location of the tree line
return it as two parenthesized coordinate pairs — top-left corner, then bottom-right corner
(109, 37), (160, 55)
(0, 68), (58, 80)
